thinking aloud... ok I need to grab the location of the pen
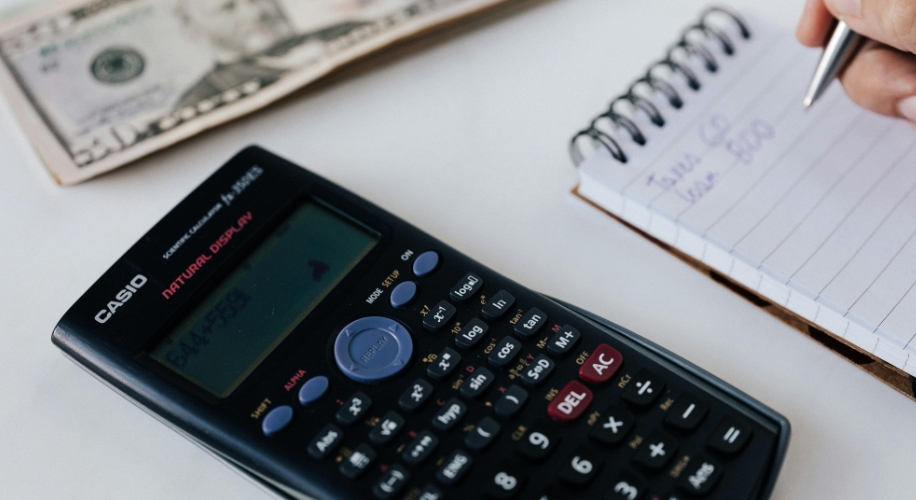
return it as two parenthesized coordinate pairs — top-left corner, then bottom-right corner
(803, 21), (863, 108)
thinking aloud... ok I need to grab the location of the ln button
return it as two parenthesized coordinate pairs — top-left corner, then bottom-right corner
(547, 381), (593, 423)
(578, 344), (622, 385)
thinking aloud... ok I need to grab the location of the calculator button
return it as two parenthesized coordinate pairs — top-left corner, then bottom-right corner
(297, 376), (329, 406)
(606, 470), (648, 500)
(482, 290), (516, 320)
(546, 325), (580, 357)
(424, 301), (456, 332)
(484, 461), (529, 499)
(465, 416), (501, 451)
(516, 420), (560, 462)
(402, 430), (439, 465)
(390, 281), (418, 309)
(536, 485), (567, 500)
(676, 454), (723, 496)
(339, 443), (375, 479)
(372, 464), (410, 500)
(547, 380), (593, 423)
(455, 317), (489, 349)
(450, 273), (483, 303)
(558, 446), (603, 487)
(621, 369), (665, 407)
(369, 411), (405, 445)
(427, 347), (461, 380)
(307, 424), (344, 459)
(334, 316), (413, 383)
(418, 484), (443, 500)
(460, 367), (495, 399)
(633, 430), (678, 470)
(399, 378), (433, 412)
(578, 344), (623, 385)
(488, 336), (521, 368)
(520, 354), (555, 386)
(436, 449), (473, 485)
(494, 385), (528, 419)
(664, 394), (708, 431)
(432, 398), (467, 431)
(261, 405), (293, 437)
(336, 392), (371, 425)
(513, 308), (547, 338)
(707, 417), (751, 455)
(412, 250), (440, 277)
(589, 404), (635, 447)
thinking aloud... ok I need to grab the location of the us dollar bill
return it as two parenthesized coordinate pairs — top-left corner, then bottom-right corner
(0, 0), (510, 184)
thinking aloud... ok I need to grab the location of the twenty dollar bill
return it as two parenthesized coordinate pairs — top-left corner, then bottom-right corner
(0, 0), (510, 184)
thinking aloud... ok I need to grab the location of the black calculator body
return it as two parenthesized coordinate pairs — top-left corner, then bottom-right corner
(52, 147), (789, 500)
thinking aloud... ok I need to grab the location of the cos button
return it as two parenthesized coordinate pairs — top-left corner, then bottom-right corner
(335, 317), (413, 383)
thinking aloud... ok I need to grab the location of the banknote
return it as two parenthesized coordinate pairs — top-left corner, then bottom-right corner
(0, 0), (511, 184)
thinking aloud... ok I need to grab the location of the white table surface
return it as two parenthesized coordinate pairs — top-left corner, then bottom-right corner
(1, 0), (914, 498)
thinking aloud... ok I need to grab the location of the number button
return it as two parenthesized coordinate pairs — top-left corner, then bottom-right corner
(484, 461), (529, 499)
(516, 420), (561, 462)
(664, 393), (708, 431)
(513, 308), (547, 338)
(432, 398), (467, 431)
(494, 384), (528, 419)
(633, 430), (678, 469)
(418, 483), (443, 500)
(482, 290), (516, 320)
(455, 317), (489, 350)
(435, 449), (473, 485)
(546, 380), (593, 423)
(368, 411), (405, 445)
(427, 347), (461, 381)
(488, 336), (521, 368)
(578, 343), (623, 385)
(402, 430), (439, 465)
(460, 367), (495, 399)
(588, 404), (635, 447)
(546, 325), (580, 357)
(558, 446), (603, 487)
(423, 300), (456, 332)
(336, 392), (371, 426)
(620, 368), (665, 407)
(519, 354), (555, 387)
(399, 378), (433, 412)
(606, 470), (647, 500)
(465, 416), (501, 451)
(450, 273), (483, 303)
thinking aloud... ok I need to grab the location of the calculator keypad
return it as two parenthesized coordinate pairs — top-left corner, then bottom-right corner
(276, 255), (781, 500)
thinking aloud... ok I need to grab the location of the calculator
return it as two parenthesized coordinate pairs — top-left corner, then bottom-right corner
(52, 147), (789, 500)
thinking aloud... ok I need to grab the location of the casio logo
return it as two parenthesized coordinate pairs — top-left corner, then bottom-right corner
(94, 275), (147, 324)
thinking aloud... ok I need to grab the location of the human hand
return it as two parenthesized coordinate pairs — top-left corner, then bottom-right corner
(797, 0), (916, 122)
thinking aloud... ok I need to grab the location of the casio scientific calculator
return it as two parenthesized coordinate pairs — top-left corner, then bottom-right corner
(52, 147), (789, 500)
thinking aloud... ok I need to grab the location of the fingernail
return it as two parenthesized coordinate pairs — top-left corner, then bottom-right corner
(830, 0), (861, 17)
(898, 96), (916, 123)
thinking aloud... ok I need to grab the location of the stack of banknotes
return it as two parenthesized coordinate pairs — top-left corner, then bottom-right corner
(0, 0), (512, 184)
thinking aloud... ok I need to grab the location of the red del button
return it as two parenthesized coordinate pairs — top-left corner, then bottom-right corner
(578, 344), (622, 385)
(547, 381), (593, 423)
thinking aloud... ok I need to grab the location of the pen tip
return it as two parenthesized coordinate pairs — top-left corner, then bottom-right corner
(803, 95), (814, 109)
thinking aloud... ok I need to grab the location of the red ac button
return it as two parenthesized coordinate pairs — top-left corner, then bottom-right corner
(578, 344), (622, 385)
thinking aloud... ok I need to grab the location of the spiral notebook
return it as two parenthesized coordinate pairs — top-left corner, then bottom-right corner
(571, 8), (916, 400)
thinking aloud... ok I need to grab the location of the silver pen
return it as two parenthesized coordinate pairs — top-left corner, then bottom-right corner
(803, 21), (864, 108)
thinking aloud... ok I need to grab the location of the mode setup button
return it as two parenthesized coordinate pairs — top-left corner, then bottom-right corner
(334, 317), (413, 383)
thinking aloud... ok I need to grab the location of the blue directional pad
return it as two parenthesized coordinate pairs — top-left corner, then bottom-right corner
(335, 317), (413, 383)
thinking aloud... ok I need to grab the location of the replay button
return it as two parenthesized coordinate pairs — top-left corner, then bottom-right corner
(334, 316), (413, 383)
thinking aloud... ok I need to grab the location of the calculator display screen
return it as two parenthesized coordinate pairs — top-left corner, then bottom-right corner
(150, 202), (378, 398)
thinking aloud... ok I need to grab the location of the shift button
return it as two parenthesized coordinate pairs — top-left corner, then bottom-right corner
(261, 405), (294, 436)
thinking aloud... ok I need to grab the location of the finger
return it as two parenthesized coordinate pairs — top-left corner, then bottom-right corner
(839, 40), (916, 120)
(797, 0), (836, 47)
(824, 0), (916, 54)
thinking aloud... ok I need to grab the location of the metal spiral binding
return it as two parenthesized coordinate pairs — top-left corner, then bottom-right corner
(570, 7), (751, 167)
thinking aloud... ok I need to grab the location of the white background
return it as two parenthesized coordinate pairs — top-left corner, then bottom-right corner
(1, 0), (914, 498)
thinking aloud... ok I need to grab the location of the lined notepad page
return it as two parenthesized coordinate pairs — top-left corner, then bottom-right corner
(577, 14), (916, 376)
